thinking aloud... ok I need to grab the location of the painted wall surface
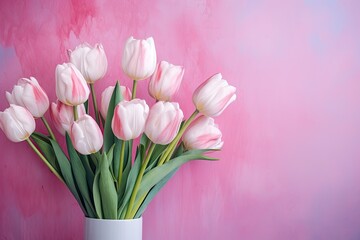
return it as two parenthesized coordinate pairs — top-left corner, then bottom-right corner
(1, 0), (360, 239)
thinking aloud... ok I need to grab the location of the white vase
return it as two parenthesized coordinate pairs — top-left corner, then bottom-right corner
(84, 217), (142, 240)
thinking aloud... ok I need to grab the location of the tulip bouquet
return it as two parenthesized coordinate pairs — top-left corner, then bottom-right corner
(0, 37), (236, 220)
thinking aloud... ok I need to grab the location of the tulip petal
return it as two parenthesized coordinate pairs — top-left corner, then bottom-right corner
(70, 115), (103, 155)
(111, 99), (149, 141)
(0, 105), (35, 142)
(145, 101), (183, 145)
(122, 36), (157, 80)
(192, 73), (236, 117)
(183, 116), (223, 150)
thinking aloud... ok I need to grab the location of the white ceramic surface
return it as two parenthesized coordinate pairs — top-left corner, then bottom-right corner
(84, 217), (142, 240)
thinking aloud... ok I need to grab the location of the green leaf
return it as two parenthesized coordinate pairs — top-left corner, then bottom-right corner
(135, 149), (217, 205)
(117, 141), (132, 201)
(99, 153), (118, 219)
(93, 168), (103, 219)
(66, 133), (96, 218)
(80, 154), (95, 192)
(173, 143), (185, 158)
(103, 82), (123, 152)
(84, 100), (89, 114)
(31, 132), (60, 173)
(117, 146), (143, 218)
(89, 154), (98, 170)
(49, 139), (86, 215)
(112, 139), (122, 180)
(145, 144), (167, 173)
(134, 167), (179, 218)
(107, 144), (115, 166)
(140, 134), (150, 150)
(107, 144), (115, 179)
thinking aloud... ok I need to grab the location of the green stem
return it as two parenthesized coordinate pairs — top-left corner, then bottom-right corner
(41, 116), (56, 141)
(131, 111), (199, 216)
(130, 192), (147, 218)
(117, 140), (126, 191)
(26, 138), (65, 184)
(131, 80), (138, 100)
(158, 110), (199, 166)
(127, 79), (138, 182)
(90, 83), (100, 125)
(125, 143), (156, 219)
(73, 105), (78, 121)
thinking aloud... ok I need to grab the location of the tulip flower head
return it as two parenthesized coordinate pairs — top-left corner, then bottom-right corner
(50, 101), (86, 135)
(192, 73), (236, 117)
(122, 36), (157, 80)
(111, 99), (149, 141)
(0, 105), (35, 142)
(183, 116), (223, 150)
(55, 63), (90, 106)
(70, 114), (103, 155)
(145, 101), (184, 145)
(100, 85), (132, 119)
(148, 61), (184, 101)
(6, 77), (49, 118)
(69, 43), (108, 83)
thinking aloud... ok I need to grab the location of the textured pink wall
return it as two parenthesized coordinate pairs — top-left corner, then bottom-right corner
(1, 0), (360, 239)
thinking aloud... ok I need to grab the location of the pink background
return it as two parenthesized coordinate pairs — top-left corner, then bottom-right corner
(1, 0), (360, 239)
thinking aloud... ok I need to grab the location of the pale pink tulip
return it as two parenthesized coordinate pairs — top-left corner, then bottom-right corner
(55, 63), (90, 106)
(183, 116), (223, 150)
(50, 101), (86, 135)
(122, 36), (157, 80)
(69, 43), (108, 83)
(192, 73), (236, 117)
(6, 77), (49, 118)
(148, 61), (184, 101)
(111, 99), (149, 140)
(70, 114), (103, 155)
(145, 101), (184, 145)
(0, 105), (35, 142)
(100, 85), (132, 119)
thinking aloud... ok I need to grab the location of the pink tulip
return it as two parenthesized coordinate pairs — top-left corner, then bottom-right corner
(70, 114), (103, 155)
(145, 101), (184, 145)
(111, 99), (149, 141)
(55, 63), (90, 106)
(148, 61), (184, 101)
(69, 43), (108, 83)
(50, 101), (86, 135)
(6, 77), (49, 118)
(0, 105), (35, 142)
(122, 36), (157, 80)
(192, 73), (236, 117)
(100, 85), (132, 119)
(182, 116), (223, 150)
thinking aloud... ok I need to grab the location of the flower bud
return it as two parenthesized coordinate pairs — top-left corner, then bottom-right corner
(148, 61), (184, 101)
(50, 101), (86, 135)
(193, 73), (236, 117)
(112, 99), (149, 140)
(69, 43), (108, 83)
(6, 77), (49, 118)
(70, 114), (103, 155)
(0, 105), (35, 142)
(55, 63), (90, 106)
(122, 36), (157, 80)
(145, 101), (184, 145)
(183, 116), (223, 150)
(100, 85), (132, 119)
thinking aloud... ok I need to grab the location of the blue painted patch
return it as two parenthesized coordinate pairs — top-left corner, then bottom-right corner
(309, 34), (326, 54)
(0, 46), (17, 83)
(0, 46), (16, 66)
(304, 0), (346, 34)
